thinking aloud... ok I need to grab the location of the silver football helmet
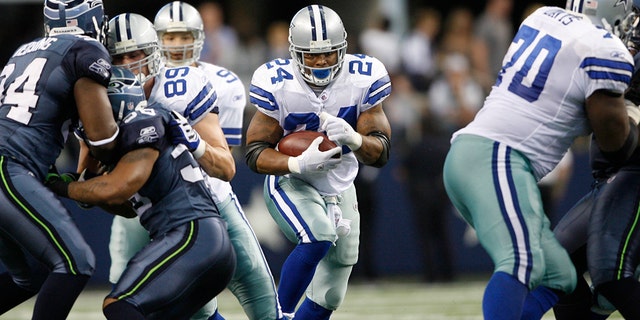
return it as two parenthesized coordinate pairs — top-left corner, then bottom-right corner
(154, 1), (205, 67)
(107, 13), (161, 84)
(289, 5), (347, 86)
(43, 0), (108, 45)
(566, 0), (633, 36)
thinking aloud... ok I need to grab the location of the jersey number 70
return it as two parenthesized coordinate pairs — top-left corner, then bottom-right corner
(496, 25), (561, 102)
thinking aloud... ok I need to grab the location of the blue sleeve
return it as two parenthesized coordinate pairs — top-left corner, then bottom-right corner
(63, 38), (112, 87)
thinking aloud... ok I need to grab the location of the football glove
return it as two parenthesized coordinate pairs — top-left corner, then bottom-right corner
(320, 112), (362, 151)
(45, 172), (79, 198)
(168, 110), (206, 159)
(288, 136), (342, 174)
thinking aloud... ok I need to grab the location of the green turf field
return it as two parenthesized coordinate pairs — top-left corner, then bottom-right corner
(1, 277), (623, 319)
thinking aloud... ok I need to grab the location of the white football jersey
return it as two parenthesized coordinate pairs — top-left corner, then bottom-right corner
(147, 65), (231, 203)
(249, 54), (392, 195)
(197, 61), (246, 203)
(148, 66), (218, 124)
(453, 7), (633, 180)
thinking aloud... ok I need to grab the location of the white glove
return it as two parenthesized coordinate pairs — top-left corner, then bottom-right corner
(288, 136), (342, 174)
(320, 112), (362, 151)
(626, 100), (640, 125)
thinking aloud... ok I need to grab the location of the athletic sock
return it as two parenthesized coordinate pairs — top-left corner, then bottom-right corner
(103, 299), (145, 320)
(32, 273), (89, 320)
(483, 271), (528, 320)
(278, 241), (331, 314)
(207, 309), (226, 320)
(0, 272), (39, 315)
(597, 277), (640, 319)
(294, 297), (333, 320)
(521, 286), (560, 319)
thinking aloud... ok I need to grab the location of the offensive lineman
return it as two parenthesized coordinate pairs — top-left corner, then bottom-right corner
(245, 5), (392, 319)
(443, 2), (636, 319)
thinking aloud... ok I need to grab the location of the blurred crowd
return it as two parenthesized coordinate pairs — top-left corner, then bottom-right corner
(2, 0), (577, 282)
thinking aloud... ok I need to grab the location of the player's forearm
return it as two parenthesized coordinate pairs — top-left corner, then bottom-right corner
(197, 144), (236, 181)
(68, 176), (133, 206)
(354, 133), (386, 164)
(254, 148), (293, 175)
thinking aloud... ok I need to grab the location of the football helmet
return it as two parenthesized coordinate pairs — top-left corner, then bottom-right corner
(566, 0), (633, 36)
(43, 0), (108, 45)
(107, 67), (147, 124)
(289, 5), (347, 86)
(154, 1), (204, 67)
(107, 13), (161, 84)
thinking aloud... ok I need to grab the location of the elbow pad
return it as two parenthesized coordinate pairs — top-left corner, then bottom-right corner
(601, 119), (638, 165)
(368, 131), (390, 168)
(245, 141), (274, 173)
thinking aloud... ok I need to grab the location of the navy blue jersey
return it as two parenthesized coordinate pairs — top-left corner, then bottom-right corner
(0, 34), (111, 180)
(117, 106), (219, 237)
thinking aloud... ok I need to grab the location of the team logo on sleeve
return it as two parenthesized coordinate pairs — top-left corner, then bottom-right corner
(137, 126), (160, 144)
(89, 58), (111, 79)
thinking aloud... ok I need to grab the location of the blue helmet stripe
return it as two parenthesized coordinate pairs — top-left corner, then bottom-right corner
(116, 13), (133, 41)
(114, 15), (122, 41)
(307, 6), (317, 41)
(318, 5), (327, 40)
(169, 1), (184, 22)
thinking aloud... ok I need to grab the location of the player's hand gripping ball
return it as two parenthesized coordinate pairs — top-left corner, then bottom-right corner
(277, 131), (338, 157)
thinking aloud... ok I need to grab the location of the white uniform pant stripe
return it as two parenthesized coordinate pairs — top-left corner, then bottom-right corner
(494, 142), (531, 284)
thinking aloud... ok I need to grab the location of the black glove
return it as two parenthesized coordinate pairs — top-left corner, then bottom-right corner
(45, 172), (79, 198)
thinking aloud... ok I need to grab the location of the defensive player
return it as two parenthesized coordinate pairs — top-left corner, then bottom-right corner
(443, 2), (635, 319)
(0, 1), (118, 319)
(154, 2), (284, 320)
(550, 9), (640, 318)
(104, 12), (272, 320)
(46, 67), (236, 319)
(245, 5), (392, 319)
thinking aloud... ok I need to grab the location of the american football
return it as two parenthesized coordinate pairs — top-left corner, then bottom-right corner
(277, 130), (337, 157)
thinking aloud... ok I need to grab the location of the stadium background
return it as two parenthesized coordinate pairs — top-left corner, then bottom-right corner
(0, 0), (584, 286)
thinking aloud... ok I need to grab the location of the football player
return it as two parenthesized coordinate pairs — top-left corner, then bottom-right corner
(443, 1), (636, 319)
(103, 10), (272, 320)
(46, 67), (236, 319)
(245, 5), (392, 319)
(0, 1), (118, 319)
(155, 2), (284, 320)
(551, 6), (640, 319)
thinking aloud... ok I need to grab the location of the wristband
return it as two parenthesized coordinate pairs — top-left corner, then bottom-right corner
(288, 156), (301, 174)
(192, 140), (206, 159)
